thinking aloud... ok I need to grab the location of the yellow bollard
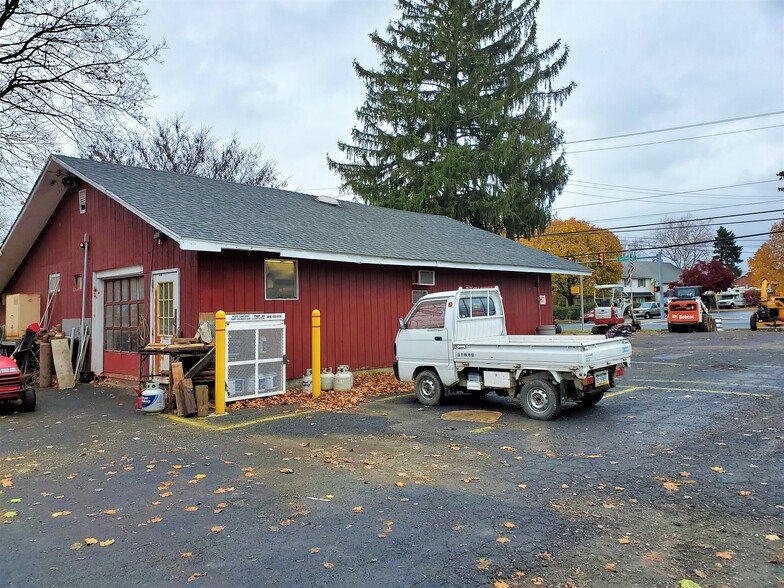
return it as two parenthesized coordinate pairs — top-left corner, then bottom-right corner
(215, 310), (226, 415)
(311, 309), (321, 398)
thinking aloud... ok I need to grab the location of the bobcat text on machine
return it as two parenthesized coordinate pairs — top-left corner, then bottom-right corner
(393, 287), (632, 421)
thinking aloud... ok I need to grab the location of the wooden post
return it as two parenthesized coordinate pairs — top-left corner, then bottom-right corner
(195, 385), (209, 417)
(311, 309), (321, 398)
(171, 361), (185, 416)
(180, 377), (198, 417)
(215, 310), (226, 415)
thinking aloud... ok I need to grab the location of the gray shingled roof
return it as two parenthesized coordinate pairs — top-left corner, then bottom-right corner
(53, 155), (588, 275)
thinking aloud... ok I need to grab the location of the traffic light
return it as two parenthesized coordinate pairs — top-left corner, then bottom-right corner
(598, 253), (604, 265)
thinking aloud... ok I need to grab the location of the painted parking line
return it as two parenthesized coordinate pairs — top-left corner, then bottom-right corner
(606, 385), (770, 399)
(163, 409), (314, 431)
(630, 378), (780, 390)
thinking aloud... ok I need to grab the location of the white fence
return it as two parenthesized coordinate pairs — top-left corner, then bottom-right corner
(225, 313), (286, 401)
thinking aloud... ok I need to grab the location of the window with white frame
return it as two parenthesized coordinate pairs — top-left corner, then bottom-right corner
(637, 278), (647, 288)
(265, 259), (298, 300)
(48, 273), (60, 294)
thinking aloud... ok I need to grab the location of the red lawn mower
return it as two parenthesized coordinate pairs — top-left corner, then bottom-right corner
(0, 355), (36, 412)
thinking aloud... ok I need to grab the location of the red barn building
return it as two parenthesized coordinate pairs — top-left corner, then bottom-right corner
(0, 155), (588, 380)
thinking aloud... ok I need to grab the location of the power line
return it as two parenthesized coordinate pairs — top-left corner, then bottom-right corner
(567, 124), (784, 155)
(565, 110), (784, 144)
(574, 198), (784, 224)
(563, 229), (784, 259)
(539, 209), (784, 237)
(555, 179), (780, 211)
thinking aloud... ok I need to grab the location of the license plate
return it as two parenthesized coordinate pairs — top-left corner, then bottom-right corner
(594, 370), (610, 387)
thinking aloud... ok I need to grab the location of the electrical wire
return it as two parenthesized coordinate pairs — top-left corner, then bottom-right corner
(565, 110), (784, 144)
(566, 124), (784, 154)
(539, 209), (784, 237)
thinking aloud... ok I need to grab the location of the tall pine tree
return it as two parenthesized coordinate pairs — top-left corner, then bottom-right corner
(713, 226), (742, 277)
(328, 0), (574, 239)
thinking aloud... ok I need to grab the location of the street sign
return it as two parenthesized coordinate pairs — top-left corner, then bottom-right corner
(616, 255), (638, 262)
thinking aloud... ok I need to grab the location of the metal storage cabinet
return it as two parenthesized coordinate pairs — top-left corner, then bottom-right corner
(5, 293), (41, 339)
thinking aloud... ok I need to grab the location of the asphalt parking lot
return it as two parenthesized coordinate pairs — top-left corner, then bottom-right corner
(1, 330), (782, 588)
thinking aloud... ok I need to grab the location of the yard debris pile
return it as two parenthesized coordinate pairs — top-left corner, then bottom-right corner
(228, 371), (413, 412)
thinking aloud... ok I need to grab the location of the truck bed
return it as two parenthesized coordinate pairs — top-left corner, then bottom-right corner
(453, 335), (631, 378)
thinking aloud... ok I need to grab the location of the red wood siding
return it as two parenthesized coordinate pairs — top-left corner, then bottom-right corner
(197, 252), (551, 379)
(2, 180), (198, 376)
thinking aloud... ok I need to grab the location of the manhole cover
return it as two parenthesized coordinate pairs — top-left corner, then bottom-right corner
(441, 410), (502, 424)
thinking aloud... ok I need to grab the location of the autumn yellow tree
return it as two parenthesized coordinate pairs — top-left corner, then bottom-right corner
(748, 219), (784, 293)
(523, 218), (623, 305)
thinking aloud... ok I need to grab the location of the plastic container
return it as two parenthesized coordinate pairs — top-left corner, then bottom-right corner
(321, 367), (334, 391)
(302, 368), (313, 393)
(333, 365), (353, 392)
(140, 381), (165, 413)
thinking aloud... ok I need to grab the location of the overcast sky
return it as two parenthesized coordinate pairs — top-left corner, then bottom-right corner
(138, 0), (783, 268)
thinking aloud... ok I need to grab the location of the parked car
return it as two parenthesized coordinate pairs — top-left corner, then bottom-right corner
(634, 301), (662, 319)
(583, 309), (595, 322)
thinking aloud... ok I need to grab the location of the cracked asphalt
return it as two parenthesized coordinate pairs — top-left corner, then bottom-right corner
(1, 330), (782, 588)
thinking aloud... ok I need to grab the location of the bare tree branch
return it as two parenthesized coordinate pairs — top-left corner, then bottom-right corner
(654, 215), (712, 269)
(0, 0), (164, 203)
(82, 114), (286, 188)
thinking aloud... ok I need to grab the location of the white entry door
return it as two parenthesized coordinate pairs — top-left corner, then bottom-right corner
(151, 270), (179, 374)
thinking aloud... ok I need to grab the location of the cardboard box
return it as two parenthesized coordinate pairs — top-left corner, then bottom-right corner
(5, 293), (41, 339)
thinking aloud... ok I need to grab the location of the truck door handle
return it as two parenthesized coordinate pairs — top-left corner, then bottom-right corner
(434, 336), (442, 341)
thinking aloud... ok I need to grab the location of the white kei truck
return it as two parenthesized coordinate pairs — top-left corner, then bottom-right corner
(393, 287), (632, 420)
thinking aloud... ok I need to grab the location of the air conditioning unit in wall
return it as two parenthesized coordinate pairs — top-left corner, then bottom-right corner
(413, 270), (435, 286)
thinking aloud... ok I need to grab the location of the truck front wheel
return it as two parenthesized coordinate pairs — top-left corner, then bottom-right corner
(519, 380), (560, 421)
(415, 370), (444, 406)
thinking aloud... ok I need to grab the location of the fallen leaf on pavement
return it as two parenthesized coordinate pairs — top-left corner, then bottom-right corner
(531, 578), (545, 586)
(604, 563), (616, 571)
(394, 482), (406, 487)
(663, 481), (680, 492)
(213, 487), (235, 494)
(310, 547), (320, 553)
(194, 474), (206, 479)
(738, 490), (752, 496)
(160, 492), (173, 497)
(476, 557), (492, 571)
(185, 506), (199, 512)
(84, 538), (98, 545)
(51, 511), (72, 517)
(500, 446), (516, 451)
(149, 516), (163, 523)
(694, 569), (707, 579)
(9, 498), (20, 503)
(496, 537), (510, 544)
(494, 581), (510, 588)
(69, 542), (82, 550)
(181, 552), (192, 558)
(3, 511), (17, 518)
(711, 466), (725, 473)
(99, 539), (115, 547)
(187, 572), (205, 582)
(644, 551), (663, 562)
(517, 484), (527, 489)
(765, 534), (781, 541)
(103, 509), (118, 515)
(323, 562), (334, 570)
(352, 506), (364, 513)
(679, 471), (692, 477)
(503, 522), (515, 529)
(618, 537), (631, 544)
(715, 550), (734, 560)
(279, 468), (294, 474)
(679, 580), (701, 588)
(211, 526), (224, 533)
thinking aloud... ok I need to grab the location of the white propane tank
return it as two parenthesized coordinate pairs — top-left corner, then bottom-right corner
(333, 365), (353, 391)
(302, 368), (313, 393)
(140, 381), (165, 413)
(321, 367), (334, 391)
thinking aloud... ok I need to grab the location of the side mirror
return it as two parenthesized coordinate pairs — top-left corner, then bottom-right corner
(398, 318), (406, 330)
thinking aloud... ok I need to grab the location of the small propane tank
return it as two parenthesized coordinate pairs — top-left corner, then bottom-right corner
(140, 381), (165, 413)
(333, 365), (353, 392)
(302, 368), (313, 393)
(321, 367), (334, 391)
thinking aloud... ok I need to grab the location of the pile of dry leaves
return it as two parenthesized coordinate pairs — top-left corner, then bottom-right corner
(228, 370), (413, 412)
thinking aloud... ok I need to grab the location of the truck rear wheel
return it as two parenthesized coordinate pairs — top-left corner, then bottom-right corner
(576, 390), (604, 407)
(519, 379), (560, 421)
(415, 370), (444, 406)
